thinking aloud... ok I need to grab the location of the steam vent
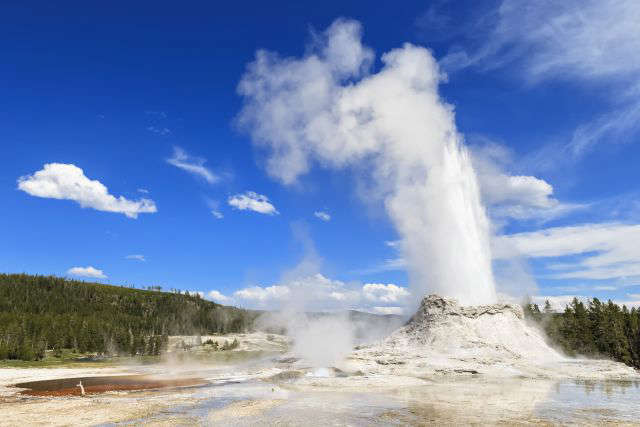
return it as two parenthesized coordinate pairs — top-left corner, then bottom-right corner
(345, 295), (639, 380)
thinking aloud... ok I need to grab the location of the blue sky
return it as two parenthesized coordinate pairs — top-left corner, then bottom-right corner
(3, 0), (640, 313)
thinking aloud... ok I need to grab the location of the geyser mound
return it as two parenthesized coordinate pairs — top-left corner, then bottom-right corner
(399, 295), (554, 362)
(346, 295), (639, 380)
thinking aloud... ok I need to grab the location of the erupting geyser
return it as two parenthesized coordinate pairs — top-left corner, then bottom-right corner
(238, 19), (496, 306)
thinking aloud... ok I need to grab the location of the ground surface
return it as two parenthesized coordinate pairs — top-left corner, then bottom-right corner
(2, 362), (640, 426)
(2, 320), (640, 425)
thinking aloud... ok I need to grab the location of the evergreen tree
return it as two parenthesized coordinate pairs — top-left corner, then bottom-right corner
(0, 273), (258, 361)
(524, 294), (640, 368)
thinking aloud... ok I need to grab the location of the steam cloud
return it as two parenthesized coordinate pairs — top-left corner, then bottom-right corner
(238, 19), (497, 305)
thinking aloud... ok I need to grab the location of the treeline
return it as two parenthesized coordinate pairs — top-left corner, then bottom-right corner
(0, 273), (258, 361)
(525, 297), (640, 368)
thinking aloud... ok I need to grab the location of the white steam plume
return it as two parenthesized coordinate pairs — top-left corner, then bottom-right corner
(238, 19), (496, 306)
(254, 223), (356, 368)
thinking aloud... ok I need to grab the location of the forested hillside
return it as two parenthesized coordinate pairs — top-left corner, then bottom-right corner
(0, 274), (258, 361)
(525, 298), (640, 368)
(4, 273), (639, 368)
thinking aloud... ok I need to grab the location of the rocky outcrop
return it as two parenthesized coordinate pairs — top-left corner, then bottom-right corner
(406, 294), (523, 329)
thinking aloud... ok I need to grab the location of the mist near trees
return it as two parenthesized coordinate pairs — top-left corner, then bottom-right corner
(525, 297), (640, 368)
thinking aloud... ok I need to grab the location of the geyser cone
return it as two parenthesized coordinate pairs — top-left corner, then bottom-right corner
(394, 294), (558, 363)
(346, 294), (639, 380)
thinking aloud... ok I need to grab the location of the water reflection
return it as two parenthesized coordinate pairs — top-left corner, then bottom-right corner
(536, 379), (640, 424)
(575, 378), (639, 396)
(103, 376), (640, 425)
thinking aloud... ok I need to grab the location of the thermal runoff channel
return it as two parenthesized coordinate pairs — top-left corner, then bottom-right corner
(238, 19), (497, 306)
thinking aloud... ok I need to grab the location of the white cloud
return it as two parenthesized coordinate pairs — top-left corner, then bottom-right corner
(234, 285), (290, 302)
(228, 191), (278, 215)
(17, 163), (157, 218)
(147, 126), (171, 136)
(231, 273), (410, 313)
(67, 266), (107, 279)
(166, 146), (218, 184)
(208, 290), (232, 303)
(329, 291), (347, 301)
(372, 306), (404, 315)
(314, 211), (331, 221)
(362, 283), (410, 303)
(211, 210), (223, 219)
(479, 174), (576, 221)
(444, 0), (640, 83)
(470, 142), (582, 221)
(137, 188), (150, 194)
(494, 223), (640, 281)
(125, 254), (146, 262)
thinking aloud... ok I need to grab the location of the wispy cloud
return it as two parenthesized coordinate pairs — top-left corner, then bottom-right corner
(205, 198), (224, 219)
(443, 0), (640, 83)
(493, 223), (640, 282)
(228, 191), (278, 215)
(441, 0), (640, 167)
(414, 0), (454, 41)
(565, 103), (640, 160)
(145, 110), (167, 119)
(593, 285), (617, 291)
(67, 266), (107, 279)
(314, 211), (331, 221)
(17, 163), (157, 218)
(524, 101), (640, 172)
(366, 220), (640, 284)
(146, 126), (171, 136)
(125, 254), (146, 262)
(166, 146), (218, 184)
(355, 257), (407, 275)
